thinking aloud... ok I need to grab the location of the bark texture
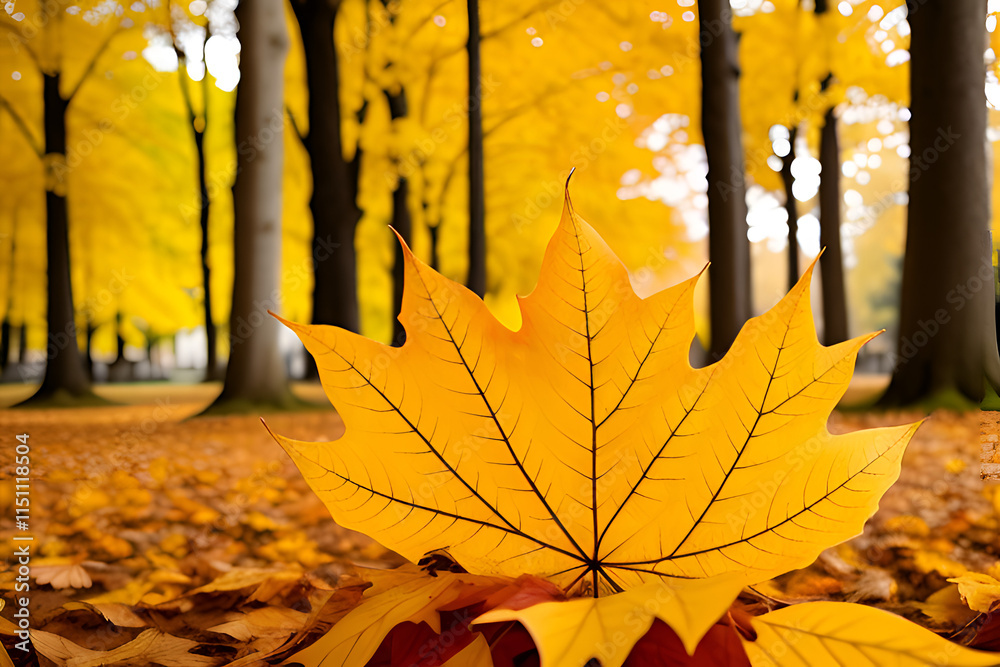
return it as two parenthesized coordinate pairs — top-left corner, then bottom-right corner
(698, 0), (753, 360)
(294, 0), (362, 335)
(25, 72), (94, 403)
(466, 0), (486, 297)
(880, 0), (993, 405)
(208, 0), (296, 410)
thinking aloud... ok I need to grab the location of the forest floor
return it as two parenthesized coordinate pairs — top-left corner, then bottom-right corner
(0, 377), (997, 664)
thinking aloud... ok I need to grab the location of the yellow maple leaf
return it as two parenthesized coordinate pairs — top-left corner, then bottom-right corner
(742, 601), (1000, 666)
(274, 188), (919, 661)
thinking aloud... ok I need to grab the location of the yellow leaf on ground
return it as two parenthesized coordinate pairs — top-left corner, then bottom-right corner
(914, 585), (979, 628)
(186, 566), (301, 596)
(475, 574), (744, 666)
(949, 573), (1000, 613)
(742, 601), (1000, 666)
(207, 606), (309, 641)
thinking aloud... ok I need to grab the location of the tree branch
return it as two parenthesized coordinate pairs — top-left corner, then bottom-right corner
(285, 104), (305, 142)
(0, 23), (40, 66)
(66, 24), (125, 103)
(0, 93), (42, 157)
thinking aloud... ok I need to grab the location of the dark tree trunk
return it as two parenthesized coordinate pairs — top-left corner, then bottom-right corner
(429, 223), (441, 272)
(293, 0), (362, 336)
(0, 318), (9, 373)
(22, 72), (94, 404)
(194, 125), (219, 381)
(387, 89), (412, 347)
(880, 0), (993, 405)
(814, 0), (848, 346)
(205, 0), (296, 412)
(780, 126), (799, 291)
(698, 0), (752, 360)
(17, 323), (26, 364)
(85, 321), (95, 380)
(466, 0), (486, 297)
(818, 106), (849, 345)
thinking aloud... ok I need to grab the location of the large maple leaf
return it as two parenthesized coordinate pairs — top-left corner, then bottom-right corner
(272, 189), (916, 600)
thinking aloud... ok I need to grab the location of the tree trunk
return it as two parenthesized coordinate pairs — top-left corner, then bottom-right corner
(818, 105), (849, 344)
(85, 321), (95, 380)
(0, 318), (9, 373)
(780, 126), (799, 291)
(698, 0), (752, 360)
(294, 0), (362, 337)
(22, 72), (94, 404)
(17, 323), (26, 364)
(429, 223), (441, 272)
(814, 0), (849, 346)
(206, 0), (296, 412)
(194, 125), (219, 381)
(880, 0), (992, 405)
(466, 0), (486, 297)
(388, 89), (412, 347)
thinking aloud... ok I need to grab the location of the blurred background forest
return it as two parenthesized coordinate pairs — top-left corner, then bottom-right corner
(0, 0), (998, 409)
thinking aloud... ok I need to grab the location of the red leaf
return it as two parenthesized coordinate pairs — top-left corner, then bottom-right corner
(622, 620), (750, 667)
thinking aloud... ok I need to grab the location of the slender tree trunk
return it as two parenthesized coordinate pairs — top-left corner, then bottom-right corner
(698, 0), (752, 360)
(194, 126), (219, 381)
(17, 323), (26, 365)
(85, 321), (95, 380)
(429, 223), (441, 272)
(818, 105), (848, 344)
(294, 0), (362, 338)
(780, 126), (799, 291)
(880, 0), (992, 405)
(206, 0), (295, 411)
(388, 89), (412, 347)
(466, 0), (486, 297)
(814, 0), (849, 346)
(23, 72), (94, 403)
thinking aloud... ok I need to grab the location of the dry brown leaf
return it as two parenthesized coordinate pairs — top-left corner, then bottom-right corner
(32, 628), (220, 667)
(207, 606), (308, 641)
(62, 601), (148, 628)
(33, 562), (92, 590)
(950, 573), (1000, 613)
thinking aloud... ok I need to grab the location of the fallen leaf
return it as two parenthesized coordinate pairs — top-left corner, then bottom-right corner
(290, 571), (491, 666)
(62, 601), (148, 628)
(31, 627), (220, 667)
(207, 606), (309, 641)
(742, 601), (1000, 666)
(623, 619), (750, 667)
(950, 574), (1000, 613)
(914, 585), (979, 628)
(33, 562), (93, 590)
